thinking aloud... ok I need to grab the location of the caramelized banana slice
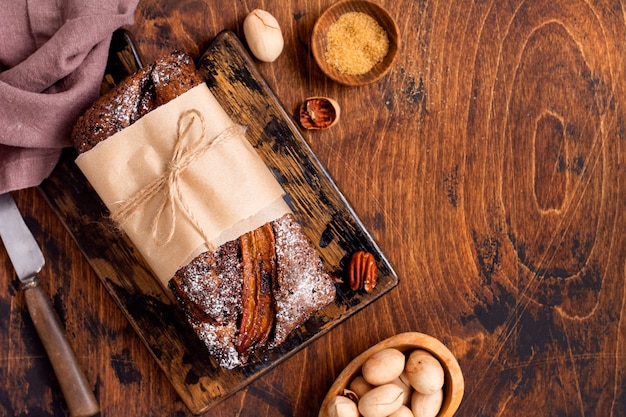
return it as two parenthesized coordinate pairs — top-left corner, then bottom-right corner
(236, 223), (276, 355)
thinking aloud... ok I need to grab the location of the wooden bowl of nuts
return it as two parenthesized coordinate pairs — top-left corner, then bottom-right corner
(319, 332), (464, 417)
(311, 0), (400, 87)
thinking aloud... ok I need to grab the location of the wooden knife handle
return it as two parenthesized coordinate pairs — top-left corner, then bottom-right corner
(23, 279), (100, 417)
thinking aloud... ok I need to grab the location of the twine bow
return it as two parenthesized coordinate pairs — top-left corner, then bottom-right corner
(110, 109), (245, 246)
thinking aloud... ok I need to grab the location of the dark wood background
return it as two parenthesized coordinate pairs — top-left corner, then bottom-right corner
(2, 0), (625, 416)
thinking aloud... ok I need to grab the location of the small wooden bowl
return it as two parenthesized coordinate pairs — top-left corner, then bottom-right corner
(311, 0), (400, 86)
(318, 332), (464, 417)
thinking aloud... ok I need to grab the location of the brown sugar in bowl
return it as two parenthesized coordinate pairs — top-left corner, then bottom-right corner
(318, 332), (464, 417)
(311, 0), (401, 86)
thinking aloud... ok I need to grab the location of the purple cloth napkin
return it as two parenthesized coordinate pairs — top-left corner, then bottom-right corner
(0, 0), (139, 193)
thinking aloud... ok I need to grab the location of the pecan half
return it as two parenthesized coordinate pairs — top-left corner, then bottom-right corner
(348, 251), (377, 292)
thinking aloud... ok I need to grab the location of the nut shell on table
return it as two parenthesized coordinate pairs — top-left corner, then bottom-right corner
(299, 97), (340, 129)
(243, 9), (284, 62)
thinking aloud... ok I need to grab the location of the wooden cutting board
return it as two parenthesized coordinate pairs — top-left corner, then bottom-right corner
(38, 30), (398, 415)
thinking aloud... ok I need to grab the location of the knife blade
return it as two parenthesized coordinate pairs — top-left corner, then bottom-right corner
(0, 192), (99, 417)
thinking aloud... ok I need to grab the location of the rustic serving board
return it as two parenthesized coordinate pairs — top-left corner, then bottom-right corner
(38, 31), (398, 414)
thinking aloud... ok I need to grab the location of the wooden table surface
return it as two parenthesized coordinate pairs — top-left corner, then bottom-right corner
(2, 0), (625, 416)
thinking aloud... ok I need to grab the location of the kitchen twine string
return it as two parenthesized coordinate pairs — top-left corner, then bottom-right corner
(109, 108), (246, 247)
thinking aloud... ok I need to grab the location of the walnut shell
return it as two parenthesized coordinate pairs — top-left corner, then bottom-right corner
(299, 97), (340, 129)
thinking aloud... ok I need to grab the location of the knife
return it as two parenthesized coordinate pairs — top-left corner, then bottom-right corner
(0, 192), (99, 417)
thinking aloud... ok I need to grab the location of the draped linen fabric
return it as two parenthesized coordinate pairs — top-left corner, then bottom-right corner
(0, 0), (139, 193)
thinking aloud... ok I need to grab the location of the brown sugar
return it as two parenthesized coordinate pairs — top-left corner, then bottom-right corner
(325, 11), (389, 75)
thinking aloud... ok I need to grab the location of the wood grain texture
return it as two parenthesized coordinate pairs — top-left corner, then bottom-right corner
(2, 0), (626, 416)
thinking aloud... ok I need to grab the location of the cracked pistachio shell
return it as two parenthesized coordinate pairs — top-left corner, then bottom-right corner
(358, 383), (404, 417)
(243, 9), (284, 62)
(327, 395), (359, 417)
(405, 349), (445, 395)
(362, 348), (406, 386)
(411, 389), (444, 417)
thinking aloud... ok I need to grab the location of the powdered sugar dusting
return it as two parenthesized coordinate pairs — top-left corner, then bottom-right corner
(174, 241), (242, 325)
(272, 213), (336, 345)
(72, 50), (202, 154)
(192, 321), (243, 369)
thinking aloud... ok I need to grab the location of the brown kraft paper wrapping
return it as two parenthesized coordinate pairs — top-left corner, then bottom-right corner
(76, 84), (290, 286)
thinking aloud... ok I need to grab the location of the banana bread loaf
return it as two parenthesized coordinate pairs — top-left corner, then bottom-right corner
(71, 50), (336, 368)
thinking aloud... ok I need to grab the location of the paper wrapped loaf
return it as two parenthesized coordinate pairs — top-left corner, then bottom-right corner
(71, 51), (336, 368)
